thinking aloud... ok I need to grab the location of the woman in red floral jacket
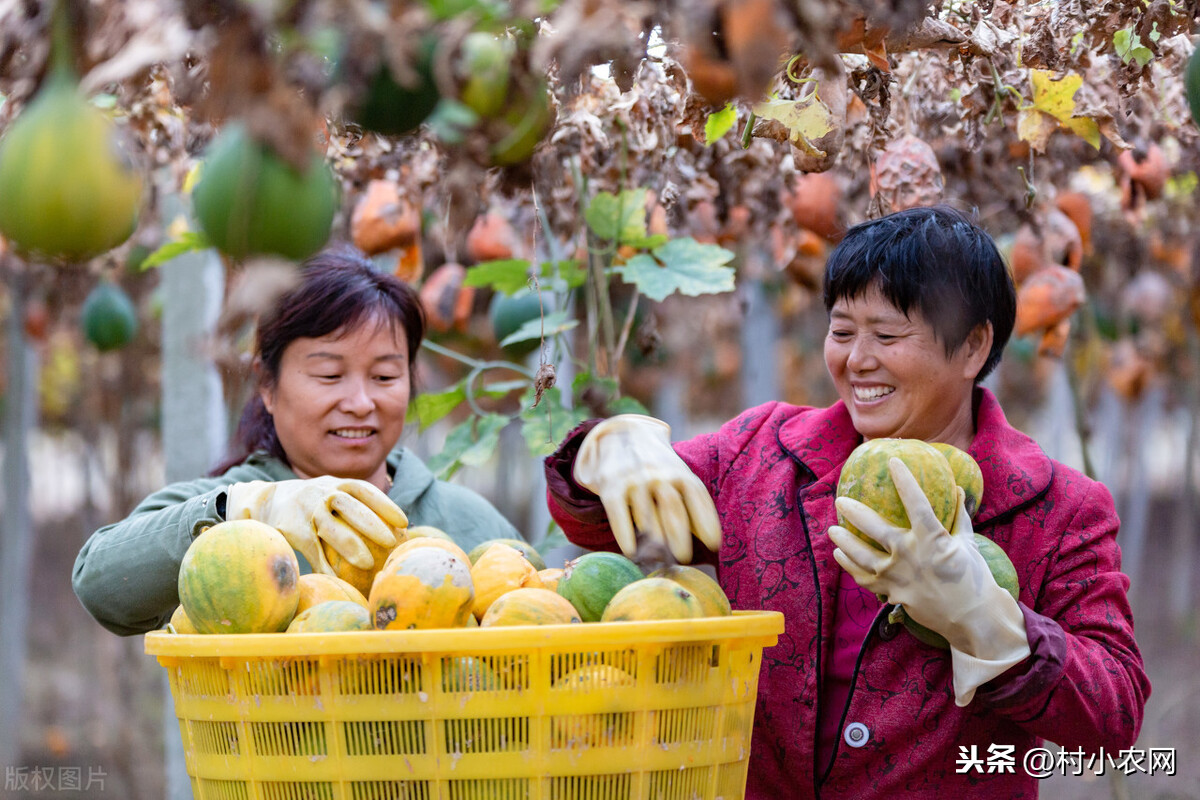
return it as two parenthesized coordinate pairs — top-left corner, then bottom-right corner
(544, 205), (1149, 799)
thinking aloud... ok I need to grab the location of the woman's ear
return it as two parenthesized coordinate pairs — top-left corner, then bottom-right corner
(963, 322), (994, 380)
(253, 358), (276, 415)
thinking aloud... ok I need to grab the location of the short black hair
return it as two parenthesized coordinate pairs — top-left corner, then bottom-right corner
(822, 205), (1016, 382)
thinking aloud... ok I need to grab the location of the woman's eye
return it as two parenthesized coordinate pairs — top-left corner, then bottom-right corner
(829, 330), (852, 340)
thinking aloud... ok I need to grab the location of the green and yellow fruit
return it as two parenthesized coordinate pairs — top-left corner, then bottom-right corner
(81, 282), (138, 351)
(930, 442), (984, 517)
(479, 587), (581, 627)
(836, 438), (958, 550)
(600, 577), (704, 622)
(470, 543), (544, 620)
(168, 604), (199, 634)
(0, 67), (142, 261)
(294, 572), (369, 615)
(457, 32), (514, 119)
(556, 551), (644, 623)
(551, 664), (635, 747)
(370, 546), (474, 630)
(467, 537), (547, 570)
(1186, 41), (1200, 129)
(648, 565), (731, 617)
(286, 600), (373, 633)
(191, 123), (337, 261)
(351, 35), (442, 137)
(178, 520), (300, 634)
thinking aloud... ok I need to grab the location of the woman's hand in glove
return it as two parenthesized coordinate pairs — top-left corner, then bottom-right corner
(828, 457), (1030, 705)
(226, 477), (407, 574)
(573, 415), (721, 563)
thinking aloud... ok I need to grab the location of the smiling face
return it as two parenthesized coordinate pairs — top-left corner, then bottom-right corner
(261, 316), (410, 487)
(824, 286), (992, 450)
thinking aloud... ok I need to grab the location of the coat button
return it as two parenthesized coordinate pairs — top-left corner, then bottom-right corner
(843, 722), (870, 748)
(877, 617), (901, 640)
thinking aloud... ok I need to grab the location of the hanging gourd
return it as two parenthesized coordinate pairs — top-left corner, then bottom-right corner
(0, 3), (143, 262)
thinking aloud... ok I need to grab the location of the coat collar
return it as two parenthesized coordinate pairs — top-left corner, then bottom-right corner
(774, 388), (1054, 523)
(967, 388), (1055, 526)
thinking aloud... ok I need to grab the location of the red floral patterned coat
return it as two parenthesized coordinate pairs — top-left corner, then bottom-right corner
(545, 388), (1149, 799)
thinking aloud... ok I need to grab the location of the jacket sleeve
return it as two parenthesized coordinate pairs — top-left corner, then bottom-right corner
(72, 477), (231, 636)
(976, 480), (1150, 752)
(543, 418), (723, 566)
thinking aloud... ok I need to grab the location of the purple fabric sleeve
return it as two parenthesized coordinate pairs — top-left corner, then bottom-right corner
(975, 602), (1067, 715)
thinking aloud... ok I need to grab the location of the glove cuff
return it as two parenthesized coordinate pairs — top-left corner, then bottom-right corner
(948, 591), (1031, 706)
(950, 640), (1032, 706)
(226, 481), (270, 520)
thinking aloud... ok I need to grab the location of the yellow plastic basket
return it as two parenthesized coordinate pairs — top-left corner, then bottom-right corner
(145, 610), (782, 800)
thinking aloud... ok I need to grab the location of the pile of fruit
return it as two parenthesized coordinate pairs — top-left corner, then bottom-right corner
(171, 521), (731, 636)
(835, 438), (1019, 649)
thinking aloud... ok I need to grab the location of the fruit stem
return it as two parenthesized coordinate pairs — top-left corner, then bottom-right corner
(48, 0), (77, 78)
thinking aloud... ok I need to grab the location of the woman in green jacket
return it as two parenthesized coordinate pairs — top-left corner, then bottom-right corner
(73, 246), (519, 636)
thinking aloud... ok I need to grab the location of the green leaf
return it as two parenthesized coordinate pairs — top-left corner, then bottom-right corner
(534, 525), (569, 556)
(609, 395), (650, 415)
(1113, 28), (1153, 67)
(499, 309), (578, 347)
(424, 413), (510, 479)
(704, 103), (738, 145)
(520, 386), (590, 457)
(464, 259), (533, 294)
(622, 233), (669, 251)
(407, 382), (466, 429)
(585, 188), (649, 244)
(424, 97), (478, 144)
(540, 258), (587, 289)
(458, 413), (509, 467)
(139, 231), (212, 270)
(614, 237), (736, 302)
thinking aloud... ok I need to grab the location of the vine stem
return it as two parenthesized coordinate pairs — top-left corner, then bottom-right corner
(1063, 309), (1097, 481)
(419, 339), (536, 380)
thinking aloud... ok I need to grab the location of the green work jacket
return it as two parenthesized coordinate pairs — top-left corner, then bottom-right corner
(72, 448), (519, 635)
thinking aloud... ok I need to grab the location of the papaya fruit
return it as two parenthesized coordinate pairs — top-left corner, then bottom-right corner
(929, 442), (984, 518)
(1188, 43), (1200, 129)
(0, 66), (142, 261)
(294, 573), (369, 615)
(286, 600), (373, 633)
(351, 35), (441, 137)
(191, 123), (337, 261)
(599, 577), (705, 622)
(177, 520), (300, 634)
(478, 587), (582, 627)
(835, 438), (958, 550)
(647, 565), (731, 617)
(466, 537), (547, 570)
(488, 291), (545, 356)
(457, 32), (514, 120)
(80, 282), (138, 351)
(470, 543), (544, 621)
(556, 552), (644, 623)
(369, 546), (474, 630)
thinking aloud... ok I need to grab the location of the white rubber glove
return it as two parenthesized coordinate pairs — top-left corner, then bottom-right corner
(226, 477), (406, 574)
(573, 415), (722, 564)
(828, 457), (1030, 706)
